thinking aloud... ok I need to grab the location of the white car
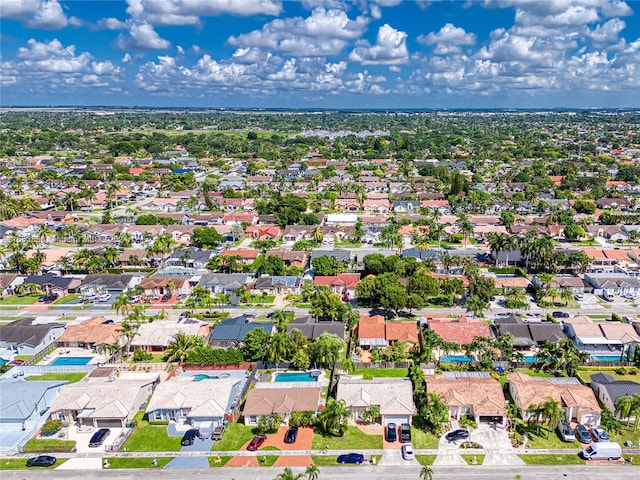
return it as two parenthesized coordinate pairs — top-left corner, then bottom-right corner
(97, 294), (112, 302)
(401, 443), (415, 460)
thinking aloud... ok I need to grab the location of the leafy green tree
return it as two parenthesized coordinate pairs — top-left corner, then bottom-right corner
(310, 288), (346, 322)
(379, 281), (408, 315)
(407, 270), (439, 298)
(191, 227), (224, 248)
(163, 333), (205, 363)
(292, 349), (310, 371)
(262, 255), (286, 276)
(311, 255), (346, 276)
(309, 333), (345, 366)
(317, 398), (349, 436)
(304, 464), (320, 480)
(240, 329), (271, 361)
(468, 275), (495, 303)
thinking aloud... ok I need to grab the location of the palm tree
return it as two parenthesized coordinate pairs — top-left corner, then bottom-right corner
(304, 464), (319, 480)
(540, 397), (564, 439)
(275, 467), (304, 480)
(112, 293), (132, 316)
(163, 332), (203, 363)
(117, 320), (138, 354)
(267, 332), (291, 366)
(616, 396), (633, 426)
(34, 223), (53, 247)
(419, 465), (434, 480)
(317, 398), (349, 436)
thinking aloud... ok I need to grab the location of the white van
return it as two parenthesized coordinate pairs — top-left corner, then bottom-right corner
(580, 441), (621, 461)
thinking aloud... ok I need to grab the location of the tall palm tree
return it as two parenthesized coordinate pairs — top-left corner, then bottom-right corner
(615, 396), (633, 426)
(163, 332), (204, 363)
(304, 464), (319, 480)
(540, 397), (564, 439)
(275, 467), (304, 480)
(112, 293), (132, 316)
(34, 223), (53, 247)
(317, 398), (349, 436)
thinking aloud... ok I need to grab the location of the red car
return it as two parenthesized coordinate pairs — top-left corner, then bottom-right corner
(247, 434), (267, 451)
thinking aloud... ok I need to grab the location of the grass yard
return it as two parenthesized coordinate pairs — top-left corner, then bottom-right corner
(461, 454), (485, 465)
(26, 373), (87, 384)
(519, 454), (585, 465)
(576, 367), (640, 385)
(517, 422), (576, 449)
(0, 295), (40, 305)
(0, 458), (68, 470)
(122, 412), (182, 452)
(208, 455), (232, 467)
(411, 427), (440, 449)
(256, 446), (280, 466)
(353, 368), (408, 379)
(103, 457), (173, 468)
(312, 426), (383, 450)
(243, 295), (275, 304)
(416, 454), (437, 465)
(23, 438), (76, 452)
(212, 422), (256, 451)
(54, 294), (80, 304)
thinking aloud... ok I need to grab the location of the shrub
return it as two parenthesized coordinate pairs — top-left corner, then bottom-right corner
(614, 367), (628, 375)
(132, 350), (153, 363)
(459, 416), (477, 430)
(612, 313), (623, 323)
(40, 420), (65, 436)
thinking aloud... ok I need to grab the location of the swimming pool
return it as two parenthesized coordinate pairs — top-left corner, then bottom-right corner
(274, 372), (319, 382)
(591, 355), (622, 362)
(192, 373), (231, 381)
(50, 356), (92, 366)
(439, 355), (473, 363)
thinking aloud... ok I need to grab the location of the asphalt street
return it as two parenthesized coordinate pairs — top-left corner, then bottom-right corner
(4, 465), (640, 480)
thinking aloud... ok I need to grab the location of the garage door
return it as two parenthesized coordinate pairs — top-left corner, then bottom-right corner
(479, 416), (503, 424)
(96, 419), (123, 428)
(384, 416), (409, 426)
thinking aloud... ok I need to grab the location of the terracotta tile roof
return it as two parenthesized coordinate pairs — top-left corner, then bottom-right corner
(314, 274), (361, 289)
(385, 322), (419, 343)
(58, 316), (122, 345)
(357, 315), (386, 340)
(426, 374), (506, 416)
(243, 386), (321, 416)
(426, 316), (491, 345)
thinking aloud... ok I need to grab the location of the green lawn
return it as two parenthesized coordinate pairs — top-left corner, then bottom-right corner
(411, 427), (440, 449)
(54, 294), (80, 304)
(461, 454), (485, 465)
(122, 412), (182, 452)
(16, 354), (33, 362)
(243, 295), (275, 304)
(0, 295), (40, 305)
(416, 454), (437, 465)
(256, 446), (280, 466)
(0, 458), (68, 470)
(312, 426), (383, 450)
(576, 367), (640, 385)
(26, 373), (87, 384)
(211, 422), (256, 451)
(353, 368), (408, 379)
(517, 422), (576, 449)
(519, 454), (585, 465)
(23, 438), (76, 452)
(103, 457), (173, 468)
(208, 455), (232, 467)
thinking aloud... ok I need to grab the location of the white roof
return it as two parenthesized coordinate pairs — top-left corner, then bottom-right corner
(336, 377), (415, 415)
(131, 320), (206, 347)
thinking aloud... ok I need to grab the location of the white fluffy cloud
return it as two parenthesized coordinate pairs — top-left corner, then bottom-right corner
(349, 24), (409, 65)
(418, 23), (477, 54)
(117, 22), (171, 50)
(228, 8), (369, 57)
(2, 38), (121, 89)
(125, 0), (282, 26)
(0, 0), (74, 29)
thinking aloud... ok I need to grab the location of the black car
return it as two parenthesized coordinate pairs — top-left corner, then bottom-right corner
(400, 423), (411, 443)
(161, 293), (171, 302)
(445, 429), (470, 442)
(88, 428), (110, 447)
(26, 455), (56, 467)
(386, 422), (397, 442)
(552, 311), (570, 319)
(337, 453), (364, 464)
(575, 424), (591, 444)
(181, 429), (199, 446)
(284, 426), (299, 444)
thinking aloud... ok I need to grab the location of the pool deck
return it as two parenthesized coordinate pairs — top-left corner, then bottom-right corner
(38, 347), (105, 366)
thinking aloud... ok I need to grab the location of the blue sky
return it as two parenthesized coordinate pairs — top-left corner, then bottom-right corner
(1, 0), (639, 108)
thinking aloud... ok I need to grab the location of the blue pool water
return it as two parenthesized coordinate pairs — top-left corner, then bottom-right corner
(439, 355), (473, 363)
(274, 372), (319, 382)
(193, 373), (232, 381)
(591, 355), (622, 362)
(50, 356), (92, 366)
(523, 356), (536, 363)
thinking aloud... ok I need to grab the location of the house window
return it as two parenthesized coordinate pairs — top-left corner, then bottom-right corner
(154, 411), (162, 420)
(249, 416), (257, 425)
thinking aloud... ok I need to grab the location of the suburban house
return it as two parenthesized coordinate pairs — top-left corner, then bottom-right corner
(146, 376), (242, 430)
(426, 372), (508, 426)
(563, 316), (640, 357)
(131, 319), (210, 353)
(493, 316), (566, 353)
(287, 315), (346, 341)
(252, 276), (302, 296)
(79, 274), (142, 296)
(0, 274), (21, 296)
(57, 317), (124, 350)
(49, 369), (158, 428)
(422, 316), (492, 358)
(19, 274), (81, 297)
(198, 273), (254, 296)
(0, 318), (65, 356)
(138, 277), (190, 298)
(313, 273), (360, 299)
(265, 249), (308, 269)
(590, 373), (640, 420)
(242, 384), (321, 426)
(336, 376), (416, 426)
(0, 378), (67, 452)
(209, 316), (274, 349)
(507, 372), (601, 426)
(584, 272), (640, 295)
(164, 247), (215, 269)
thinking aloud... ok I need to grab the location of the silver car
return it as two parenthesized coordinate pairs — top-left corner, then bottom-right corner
(401, 443), (415, 460)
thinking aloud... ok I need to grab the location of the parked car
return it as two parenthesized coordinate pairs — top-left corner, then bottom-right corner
(180, 429), (199, 446)
(26, 455), (56, 467)
(284, 426), (298, 444)
(97, 293), (112, 302)
(557, 421), (576, 442)
(575, 424), (591, 444)
(161, 293), (171, 302)
(574, 294), (584, 301)
(400, 423), (411, 443)
(337, 453), (364, 464)
(580, 441), (621, 460)
(247, 434), (267, 451)
(590, 427), (610, 442)
(88, 428), (110, 447)
(601, 292), (615, 302)
(212, 425), (226, 441)
(401, 443), (415, 460)
(552, 311), (569, 318)
(445, 429), (470, 442)
(386, 422), (397, 442)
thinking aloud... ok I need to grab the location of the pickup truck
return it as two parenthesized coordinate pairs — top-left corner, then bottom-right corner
(212, 425), (226, 441)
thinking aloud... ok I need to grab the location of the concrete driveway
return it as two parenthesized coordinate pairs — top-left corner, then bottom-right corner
(434, 431), (467, 466)
(470, 424), (525, 466)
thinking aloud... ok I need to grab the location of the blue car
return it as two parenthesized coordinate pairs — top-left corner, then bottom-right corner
(337, 453), (364, 464)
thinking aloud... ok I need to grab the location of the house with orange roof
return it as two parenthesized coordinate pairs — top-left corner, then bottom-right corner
(244, 225), (281, 240)
(426, 372), (507, 426)
(385, 322), (419, 345)
(57, 316), (124, 349)
(357, 315), (387, 349)
(219, 249), (259, 264)
(549, 175), (564, 187)
(314, 273), (361, 299)
(423, 316), (492, 356)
